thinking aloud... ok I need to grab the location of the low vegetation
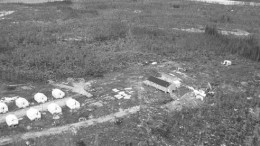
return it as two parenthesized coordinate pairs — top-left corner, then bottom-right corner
(150, 91), (260, 145)
(0, 2), (176, 82)
(0, 0), (260, 145)
(0, 1), (259, 83)
(205, 25), (260, 61)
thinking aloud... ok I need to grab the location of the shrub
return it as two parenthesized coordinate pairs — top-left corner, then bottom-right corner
(59, 6), (99, 20)
(171, 4), (180, 8)
(0, 35), (15, 54)
(92, 21), (129, 42)
(132, 26), (166, 38)
(223, 36), (260, 61)
(211, 15), (232, 23)
(219, 15), (232, 23)
(205, 25), (219, 37)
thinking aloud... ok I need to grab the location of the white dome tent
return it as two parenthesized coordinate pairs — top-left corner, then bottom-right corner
(66, 98), (80, 110)
(34, 93), (48, 103)
(15, 97), (29, 108)
(47, 103), (62, 115)
(52, 89), (65, 99)
(5, 114), (19, 127)
(26, 108), (41, 121)
(0, 102), (8, 114)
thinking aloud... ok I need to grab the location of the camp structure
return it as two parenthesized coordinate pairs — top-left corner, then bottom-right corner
(143, 76), (176, 94)
(159, 72), (181, 89)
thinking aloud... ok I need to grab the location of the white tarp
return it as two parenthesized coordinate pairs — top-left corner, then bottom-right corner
(0, 11), (14, 18)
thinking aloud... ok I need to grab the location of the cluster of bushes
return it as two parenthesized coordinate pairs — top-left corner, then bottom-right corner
(0, 18), (153, 82)
(0, 40), (145, 82)
(0, 4), (179, 83)
(205, 25), (260, 61)
(2, 23), (259, 82)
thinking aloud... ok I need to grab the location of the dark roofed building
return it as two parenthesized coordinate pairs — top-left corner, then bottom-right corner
(144, 76), (172, 93)
(147, 76), (170, 87)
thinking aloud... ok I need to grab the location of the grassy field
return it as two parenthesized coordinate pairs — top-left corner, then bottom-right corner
(0, 0), (259, 83)
(0, 0), (260, 145)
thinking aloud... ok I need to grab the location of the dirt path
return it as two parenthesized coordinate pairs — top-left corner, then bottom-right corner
(171, 27), (250, 36)
(129, 22), (251, 37)
(51, 82), (93, 98)
(0, 106), (141, 145)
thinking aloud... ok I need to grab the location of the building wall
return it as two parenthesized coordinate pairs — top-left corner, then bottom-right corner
(167, 84), (176, 93)
(0, 0), (64, 4)
(143, 80), (168, 93)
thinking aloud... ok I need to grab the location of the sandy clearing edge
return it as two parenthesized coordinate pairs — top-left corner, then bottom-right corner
(0, 0), (64, 4)
(171, 27), (250, 36)
(190, 0), (260, 6)
(51, 82), (93, 98)
(0, 106), (141, 145)
(0, 94), (91, 124)
(0, 11), (15, 18)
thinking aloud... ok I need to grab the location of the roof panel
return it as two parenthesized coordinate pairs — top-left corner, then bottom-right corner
(147, 76), (170, 87)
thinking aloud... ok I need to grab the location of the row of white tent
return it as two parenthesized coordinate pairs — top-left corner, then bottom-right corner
(1, 89), (81, 127)
(0, 88), (65, 113)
